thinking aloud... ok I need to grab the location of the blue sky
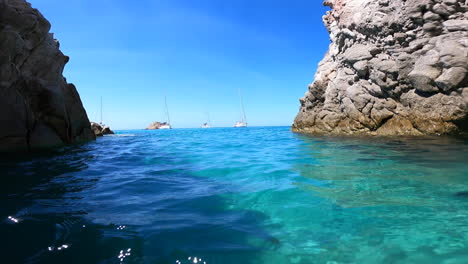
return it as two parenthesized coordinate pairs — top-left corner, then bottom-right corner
(30, 0), (330, 129)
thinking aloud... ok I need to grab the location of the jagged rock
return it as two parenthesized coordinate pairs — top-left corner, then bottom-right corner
(146, 122), (169, 130)
(91, 123), (104, 137)
(0, 0), (95, 151)
(90, 122), (114, 136)
(101, 126), (114, 135)
(293, 0), (468, 136)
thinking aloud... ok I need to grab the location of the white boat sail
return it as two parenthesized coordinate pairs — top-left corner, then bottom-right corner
(100, 96), (103, 125)
(201, 113), (211, 128)
(234, 90), (247, 128)
(160, 96), (172, 129)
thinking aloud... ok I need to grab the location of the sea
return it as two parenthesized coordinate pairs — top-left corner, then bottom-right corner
(1, 126), (468, 264)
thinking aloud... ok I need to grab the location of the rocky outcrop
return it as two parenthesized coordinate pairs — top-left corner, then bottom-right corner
(90, 122), (114, 137)
(0, 0), (95, 151)
(293, 0), (468, 136)
(146, 122), (169, 130)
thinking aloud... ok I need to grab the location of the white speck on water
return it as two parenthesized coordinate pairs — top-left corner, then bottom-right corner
(194, 257), (198, 263)
(7, 216), (19, 223)
(117, 248), (132, 262)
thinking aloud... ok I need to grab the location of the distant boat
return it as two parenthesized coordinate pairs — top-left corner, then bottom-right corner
(160, 96), (172, 129)
(234, 90), (247, 128)
(201, 113), (211, 128)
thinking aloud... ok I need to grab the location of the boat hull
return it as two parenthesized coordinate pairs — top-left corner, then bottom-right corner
(234, 122), (247, 128)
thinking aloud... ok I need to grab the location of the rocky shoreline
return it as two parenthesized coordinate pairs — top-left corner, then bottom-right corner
(0, 0), (95, 151)
(293, 0), (468, 136)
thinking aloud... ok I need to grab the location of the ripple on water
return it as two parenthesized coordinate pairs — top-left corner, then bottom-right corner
(1, 127), (468, 263)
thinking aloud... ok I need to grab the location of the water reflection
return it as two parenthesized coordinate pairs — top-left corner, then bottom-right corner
(1, 131), (275, 264)
(0, 143), (142, 263)
(290, 135), (468, 263)
(2, 128), (467, 264)
(7, 216), (20, 223)
(293, 135), (468, 207)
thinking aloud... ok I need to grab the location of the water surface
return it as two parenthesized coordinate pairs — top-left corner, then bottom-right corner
(1, 127), (468, 263)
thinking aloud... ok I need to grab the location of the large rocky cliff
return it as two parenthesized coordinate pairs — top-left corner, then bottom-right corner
(0, 0), (95, 151)
(293, 0), (468, 136)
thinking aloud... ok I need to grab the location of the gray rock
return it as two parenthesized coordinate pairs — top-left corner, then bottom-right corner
(343, 44), (373, 64)
(353, 61), (369, 77)
(443, 20), (468, 31)
(0, 0), (95, 151)
(146, 122), (170, 130)
(101, 126), (115, 135)
(90, 122), (114, 136)
(432, 3), (452, 17)
(408, 66), (442, 93)
(293, 0), (468, 136)
(424, 11), (442, 21)
(435, 67), (467, 91)
(394, 33), (407, 43)
(91, 123), (104, 137)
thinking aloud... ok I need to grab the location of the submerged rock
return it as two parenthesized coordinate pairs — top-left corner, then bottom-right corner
(90, 122), (114, 137)
(293, 0), (468, 136)
(455, 191), (468, 198)
(0, 0), (95, 151)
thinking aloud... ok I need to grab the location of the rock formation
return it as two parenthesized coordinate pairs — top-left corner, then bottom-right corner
(146, 122), (169, 130)
(90, 122), (114, 137)
(293, 0), (468, 136)
(0, 0), (95, 151)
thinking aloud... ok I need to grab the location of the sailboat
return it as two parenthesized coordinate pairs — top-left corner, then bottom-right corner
(159, 96), (172, 129)
(201, 113), (211, 128)
(234, 90), (247, 128)
(100, 96), (103, 125)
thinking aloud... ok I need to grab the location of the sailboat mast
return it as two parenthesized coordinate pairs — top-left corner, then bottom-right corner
(165, 96), (171, 125)
(238, 89), (246, 123)
(100, 96), (103, 124)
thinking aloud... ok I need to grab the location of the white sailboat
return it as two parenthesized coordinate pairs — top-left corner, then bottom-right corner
(100, 96), (103, 125)
(159, 96), (172, 129)
(201, 112), (211, 128)
(234, 90), (247, 128)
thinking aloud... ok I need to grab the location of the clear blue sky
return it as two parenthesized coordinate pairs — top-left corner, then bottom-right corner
(30, 0), (330, 129)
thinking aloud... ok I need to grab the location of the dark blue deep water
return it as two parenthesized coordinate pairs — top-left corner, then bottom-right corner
(1, 127), (468, 264)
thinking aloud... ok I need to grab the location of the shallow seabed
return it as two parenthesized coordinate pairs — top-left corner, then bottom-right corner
(1, 127), (468, 264)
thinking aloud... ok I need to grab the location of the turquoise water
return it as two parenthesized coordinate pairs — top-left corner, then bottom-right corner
(1, 127), (468, 263)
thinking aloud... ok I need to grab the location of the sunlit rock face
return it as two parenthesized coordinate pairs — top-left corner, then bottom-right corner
(293, 0), (468, 136)
(0, 0), (95, 151)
